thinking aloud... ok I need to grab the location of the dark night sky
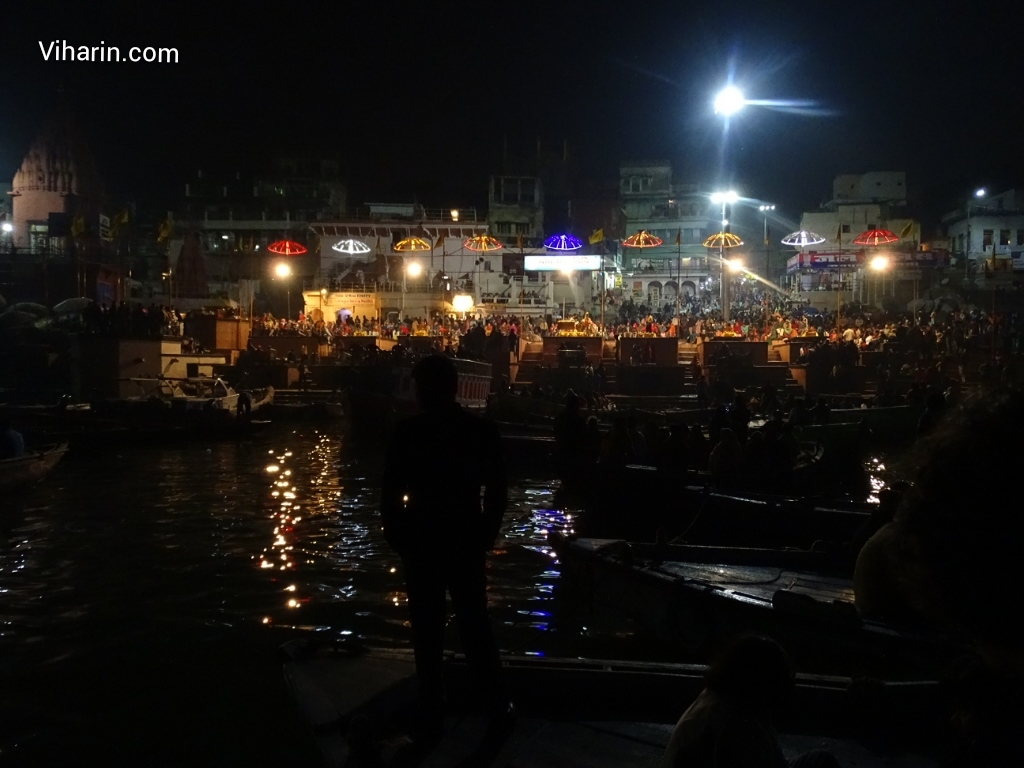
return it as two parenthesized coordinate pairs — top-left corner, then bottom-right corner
(1, 1), (1019, 230)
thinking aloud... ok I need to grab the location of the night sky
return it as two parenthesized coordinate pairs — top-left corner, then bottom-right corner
(1, 1), (1020, 230)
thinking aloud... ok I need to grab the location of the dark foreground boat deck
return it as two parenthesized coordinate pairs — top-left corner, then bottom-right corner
(284, 645), (940, 767)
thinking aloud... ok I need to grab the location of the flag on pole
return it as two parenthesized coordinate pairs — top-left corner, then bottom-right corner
(899, 221), (915, 239)
(375, 236), (381, 254)
(833, 226), (842, 244)
(435, 232), (445, 252)
(588, 228), (604, 245)
(516, 233), (523, 250)
(156, 217), (171, 242)
(674, 229), (681, 246)
(764, 226), (770, 246)
(111, 209), (130, 238)
(71, 214), (86, 238)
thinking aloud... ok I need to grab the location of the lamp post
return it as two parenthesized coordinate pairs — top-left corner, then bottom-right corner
(275, 261), (292, 320)
(759, 204), (775, 278)
(404, 260), (422, 318)
(710, 191), (739, 321)
(966, 188), (985, 279)
(870, 255), (889, 308)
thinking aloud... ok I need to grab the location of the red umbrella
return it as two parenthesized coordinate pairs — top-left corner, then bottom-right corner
(852, 228), (898, 246)
(267, 239), (308, 256)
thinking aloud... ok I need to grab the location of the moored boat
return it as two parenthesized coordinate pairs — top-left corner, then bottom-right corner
(0, 442), (69, 492)
(549, 532), (968, 677)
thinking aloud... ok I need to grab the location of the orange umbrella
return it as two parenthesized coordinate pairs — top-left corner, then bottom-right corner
(393, 237), (431, 252)
(267, 239), (307, 256)
(622, 230), (663, 248)
(852, 228), (898, 246)
(702, 232), (743, 248)
(463, 235), (504, 252)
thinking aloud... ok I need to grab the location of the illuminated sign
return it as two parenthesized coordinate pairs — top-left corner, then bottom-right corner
(524, 254), (600, 271)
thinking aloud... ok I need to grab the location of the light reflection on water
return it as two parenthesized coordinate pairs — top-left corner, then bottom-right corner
(0, 426), (900, 671)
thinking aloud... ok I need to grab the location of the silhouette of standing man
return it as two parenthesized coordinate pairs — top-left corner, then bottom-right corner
(381, 354), (513, 750)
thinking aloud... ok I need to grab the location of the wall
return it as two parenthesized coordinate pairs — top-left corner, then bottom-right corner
(71, 336), (163, 399)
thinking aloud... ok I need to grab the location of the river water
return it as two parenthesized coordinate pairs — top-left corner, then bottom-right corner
(0, 424), (896, 765)
(0, 424), (636, 765)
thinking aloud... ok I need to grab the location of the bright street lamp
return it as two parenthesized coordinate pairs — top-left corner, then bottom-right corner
(274, 262), (292, 319)
(727, 258), (745, 273)
(714, 85), (745, 116)
(711, 190), (739, 321)
(451, 294), (474, 315)
(966, 188), (987, 276)
(406, 262), (422, 279)
(870, 255), (889, 271)
(759, 204), (775, 277)
(1, 222), (12, 233)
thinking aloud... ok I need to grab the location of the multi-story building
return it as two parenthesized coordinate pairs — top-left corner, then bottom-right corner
(943, 189), (1024, 272)
(793, 172), (925, 297)
(618, 160), (715, 307)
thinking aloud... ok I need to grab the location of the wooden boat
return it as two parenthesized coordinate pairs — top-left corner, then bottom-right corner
(283, 643), (944, 767)
(101, 377), (275, 422)
(549, 532), (969, 677)
(0, 442), (69, 492)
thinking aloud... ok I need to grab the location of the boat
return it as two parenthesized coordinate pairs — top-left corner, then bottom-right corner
(283, 642), (944, 767)
(0, 442), (69, 492)
(549, 532), (969, 677)
(341, 356), (493, 446)
(103, 376), (275, 422)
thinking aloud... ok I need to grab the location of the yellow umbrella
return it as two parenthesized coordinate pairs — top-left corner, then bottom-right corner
(702, 232), (744, 248)
(393, 237), (431, 252)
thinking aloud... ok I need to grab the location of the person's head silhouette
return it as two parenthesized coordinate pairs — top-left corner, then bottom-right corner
(412, 354), (459, 411)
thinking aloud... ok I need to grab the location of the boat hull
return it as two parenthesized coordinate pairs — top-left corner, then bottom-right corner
(0, 443), (68, 492)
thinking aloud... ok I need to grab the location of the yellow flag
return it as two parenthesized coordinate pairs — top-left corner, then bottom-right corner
(435, 232), (445, 251)
(114, 209), (130, 225)
(156, 218), (171, 242)
(516, 233), (523, 250)
(674, 229), (681, 246)
(70, 214), (86, 237)
(588, 228), (604, 245)
(899, 221), (915, 239)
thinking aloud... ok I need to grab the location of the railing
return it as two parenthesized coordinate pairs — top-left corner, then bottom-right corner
(332, 206), (479, 223)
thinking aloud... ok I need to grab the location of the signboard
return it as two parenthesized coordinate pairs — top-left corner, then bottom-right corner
(786, 249), (948, 273)
(319, 290), (378, 321)
(524, 254), (600, 271)
(99, 214), (112, 241)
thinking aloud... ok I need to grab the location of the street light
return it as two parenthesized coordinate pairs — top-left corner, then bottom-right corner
(759, 204), (775, 278)
(1, 222), (12, 233)
(403, 261), (422, 317)
(966, 188), (986, 277)
(710, 191), (739, 321)
(714, 86), (745, 116)
(870, 255), (889, 308)
(275, 261), (292, 320)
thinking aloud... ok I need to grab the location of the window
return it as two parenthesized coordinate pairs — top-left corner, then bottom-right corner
(841, 224), (851, 233)
(514, 222), (530, 235)
(982, 230), (993, 248)
(958, 233), (965, 253)
(1000, 229), (1010, 246)
(494, 222), (512, 235)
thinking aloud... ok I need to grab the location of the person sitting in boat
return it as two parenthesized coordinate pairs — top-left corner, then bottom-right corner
(0, 416), (26, 460)
(660, 633), (838, 768)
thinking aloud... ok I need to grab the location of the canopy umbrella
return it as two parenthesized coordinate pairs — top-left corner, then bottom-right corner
(393, 237), (432, 252)
(0, 310), (37, 329)
(852, 228), (898, 246)
(9, 302), (51, 316)
(622, 230), (663, 248)
(543, 234), (583, 251)
(267, 239), (308, 256)
(53, 297), (94, 314)
(0, 292), (6, 311)
(463, 235), (504, 252)
(702, 232), (744, 249)
(331, 239), (371, 255)
(781, 230), (826, 247)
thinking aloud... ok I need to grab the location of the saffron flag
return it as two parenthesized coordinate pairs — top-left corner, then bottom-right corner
(588, 228), (604, 245)
(674, 229), (681, 246)
(156, 218), (171, 242)
(516, 233), (523, 250)
(435, 232), (445, 251)
(70, 215), (86, 237)
(111, 209), (130, 238)
(834, 226), (842, 244)
(899, 221), (915, 239)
